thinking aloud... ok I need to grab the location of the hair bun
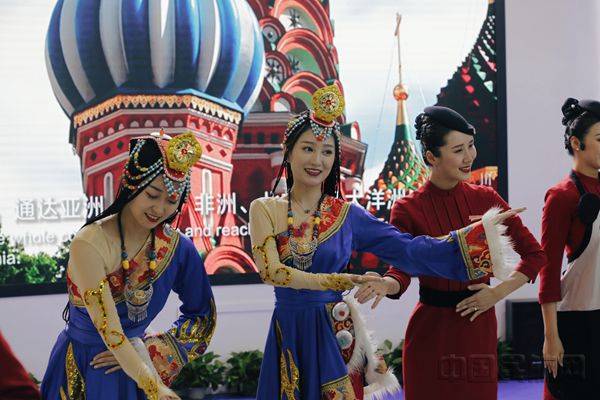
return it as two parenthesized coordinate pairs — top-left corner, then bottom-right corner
(562, 97), (582, 126)
(414, 113), (428, 140)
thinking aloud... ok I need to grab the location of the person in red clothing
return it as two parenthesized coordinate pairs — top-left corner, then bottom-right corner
(0, 331), (40, 400)
(539, 98), (600, 400)
(356, 106), (546, 400)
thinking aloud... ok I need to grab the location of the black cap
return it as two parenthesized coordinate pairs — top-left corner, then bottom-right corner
(562, 98), (600, 126)
(423, 106), (476, 135)
(579, 100), (600, 119)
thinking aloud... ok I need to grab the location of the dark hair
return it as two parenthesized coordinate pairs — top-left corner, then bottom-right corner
(62, 138), (188, 323)
(562, 98), (600, 155)
(271, 111), (342, 198)
(414, 113), (474, 166)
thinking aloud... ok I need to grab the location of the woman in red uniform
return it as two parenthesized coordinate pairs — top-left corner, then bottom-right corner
(356, 106), (546, 400)
(539, 98), (600, 400)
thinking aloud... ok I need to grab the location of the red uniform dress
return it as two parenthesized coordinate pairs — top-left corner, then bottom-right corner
(0, 331), (40, 400)
(539, 171), (600, 400)
(384, 181), (545, 400)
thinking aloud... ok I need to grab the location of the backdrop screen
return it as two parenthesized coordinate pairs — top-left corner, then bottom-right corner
(0, 0), (506, 296)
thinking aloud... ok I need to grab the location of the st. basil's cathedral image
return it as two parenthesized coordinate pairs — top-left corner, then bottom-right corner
(45, 0), (499, 277)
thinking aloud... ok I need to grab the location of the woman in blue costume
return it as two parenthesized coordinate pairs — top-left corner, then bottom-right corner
(41, 132), (215, 400)
(249, 85), (521, 400)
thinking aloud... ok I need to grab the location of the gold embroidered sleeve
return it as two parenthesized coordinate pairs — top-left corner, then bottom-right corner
(136, 366), (160, 400)
(83, 278), (126, 349)
(167, 303), (216, 362)
(455, 207), (517, 281)
(320, 274), (355, 291)
(249, 200), (355, 291)
(156, 298), (216, 384)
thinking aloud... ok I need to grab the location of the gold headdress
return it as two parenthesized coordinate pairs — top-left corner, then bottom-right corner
(284, 84), (345, 142)
(122, 130), (202, 200)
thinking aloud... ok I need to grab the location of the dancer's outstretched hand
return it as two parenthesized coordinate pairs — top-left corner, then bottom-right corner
(348, 273), (384, 285)
(354, 272), (392, 309)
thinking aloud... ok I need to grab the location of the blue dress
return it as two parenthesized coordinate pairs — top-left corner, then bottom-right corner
(254, 197), (495, 399)
(41, 223), (215, 399)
